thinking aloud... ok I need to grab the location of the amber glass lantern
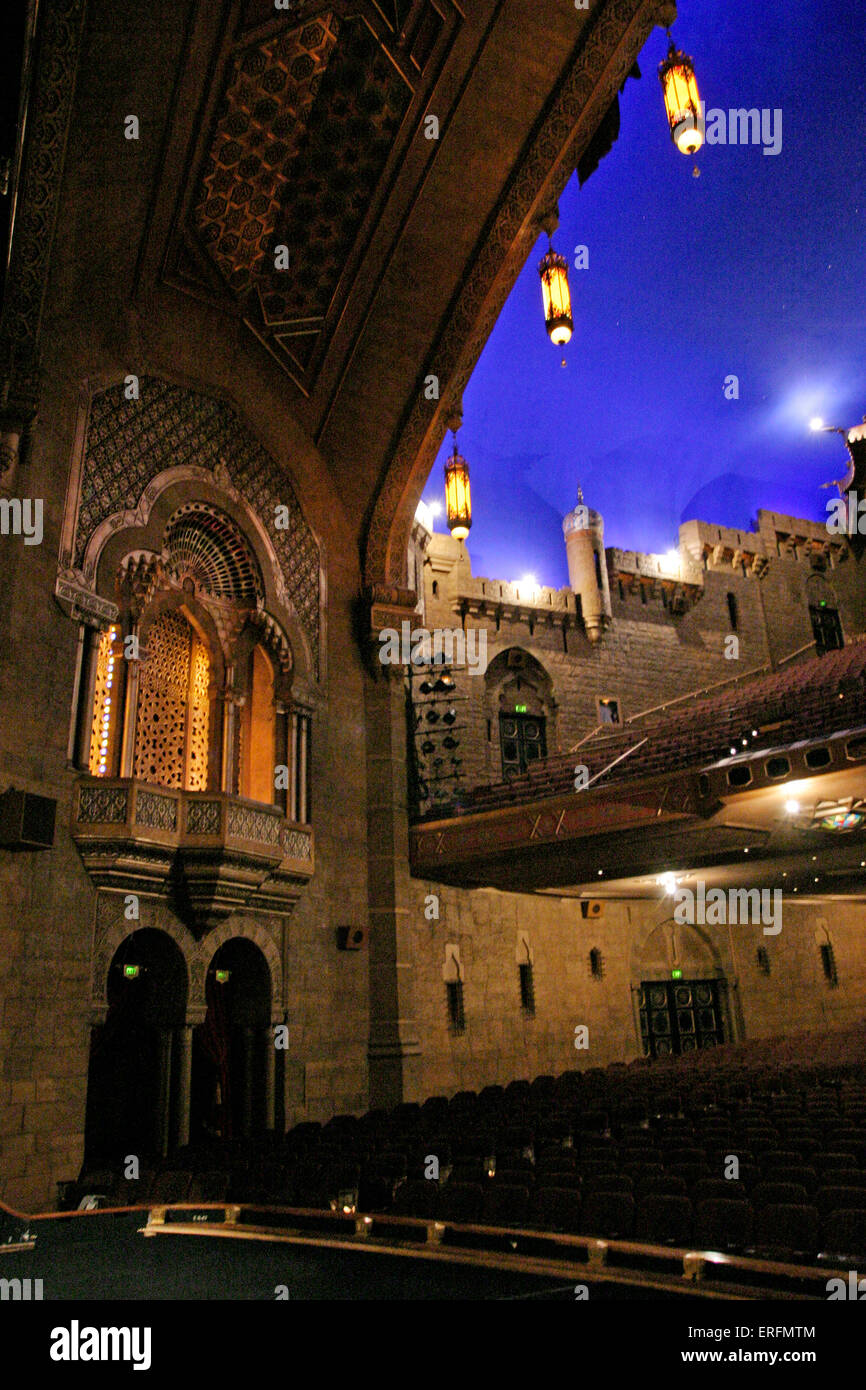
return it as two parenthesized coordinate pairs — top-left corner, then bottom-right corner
(444, 437), (471, 539)
(658, 39), (703, 155)
(538, 245), (573, 345)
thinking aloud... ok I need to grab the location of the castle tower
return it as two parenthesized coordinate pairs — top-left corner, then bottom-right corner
(562, 487), (612, 644)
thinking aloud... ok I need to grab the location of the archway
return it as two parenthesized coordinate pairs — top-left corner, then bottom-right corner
(631, 918), (729, 1059)
(191, 938), (272, 1143)
(84, 928), (188, 1166)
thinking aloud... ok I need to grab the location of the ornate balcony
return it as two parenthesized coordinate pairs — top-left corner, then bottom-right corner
(71, 778), (313, 926)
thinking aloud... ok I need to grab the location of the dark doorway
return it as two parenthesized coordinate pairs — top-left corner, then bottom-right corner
(499, 712), (547, 778)
(192, 938), (271, 1144)
(639, 979), (724, 1058)
(809, 603), (843, 656)
(84, 929), (187, 1167)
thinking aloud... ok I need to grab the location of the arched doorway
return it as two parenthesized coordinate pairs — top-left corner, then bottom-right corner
(484, 648), (556, 780)
(191, 938), (272, 1143)
(632, 918), (730, 1059)
(84, 929), (187, 1166)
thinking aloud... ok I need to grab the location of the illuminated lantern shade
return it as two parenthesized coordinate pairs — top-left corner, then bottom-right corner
(658, 40), (703, 155)
(538, 246), (573, 345)
(444, 439), (471, 539)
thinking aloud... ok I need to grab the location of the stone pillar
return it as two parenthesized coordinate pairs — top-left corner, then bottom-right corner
(263, 1023), (276, 1132)
(119, 625), (140, 778)
(175, 1025), (194, 1149)
(241, 1026), (254, 1137)
(364, 658), (422, 1109)
(275, 703), (289, 815)
(155, 1029), (173, 1157)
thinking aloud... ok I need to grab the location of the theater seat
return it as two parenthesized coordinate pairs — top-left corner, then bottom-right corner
(531, 1186), (583, 1233)
(815, 1185), (866, 1217)
(391, 1179), (439, 1219)
(149, 1170), (192, 1203)
(821, 1209), (866, 1261)
(751, 1181), (808, 1209)
(754, 1203), (819, 1260)
(635, 1195), (693, 1246)
(693, 1198), (753, 1251)
(482, 1184), (531, 1228)
(581, 1191), (635, 1239)
(438, 1183), (484, 1224)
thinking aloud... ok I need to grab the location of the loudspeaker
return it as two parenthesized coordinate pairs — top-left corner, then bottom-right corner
(336, 926), (366, 951)
(0, 789), (56, 850)
(580, 899), (603, 919)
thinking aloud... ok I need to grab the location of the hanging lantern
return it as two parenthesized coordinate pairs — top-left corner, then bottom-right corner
(538, 246), (573, 345)
(444, 437), (471, 539)
(658, 38), (703, 156)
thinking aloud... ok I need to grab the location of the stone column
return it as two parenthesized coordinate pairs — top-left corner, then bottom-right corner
(263, 1023), (276, 1132)
(175, 1024), (194, 1149)
(241, 1026), (254, 1137)
(155, 1029), (173, 1157)
(119, 625), (140, 778)
(364, 657), (421, 1109)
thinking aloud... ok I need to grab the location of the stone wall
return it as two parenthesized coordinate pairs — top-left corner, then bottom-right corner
(407, 877), (866, 1099)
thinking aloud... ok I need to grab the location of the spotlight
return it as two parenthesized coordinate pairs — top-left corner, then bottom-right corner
(784, 799), (800, 815)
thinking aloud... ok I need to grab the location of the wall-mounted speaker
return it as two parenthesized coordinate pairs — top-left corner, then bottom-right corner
(0, 789), (56, 850)
(580, 900), (603, 919)
(336, 926), (366, 951)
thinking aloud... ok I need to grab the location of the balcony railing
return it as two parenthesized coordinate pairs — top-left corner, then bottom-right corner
(72, 778), (313, 923)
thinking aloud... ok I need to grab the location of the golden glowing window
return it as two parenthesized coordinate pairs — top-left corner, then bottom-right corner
(88, 626), (119, 776)
(133, 610), (211, 791)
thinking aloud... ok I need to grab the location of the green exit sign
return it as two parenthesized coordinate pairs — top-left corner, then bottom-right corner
(515, 704), (527, 713)
(123, 965), (140, 980)
(671, 968), (683, 980)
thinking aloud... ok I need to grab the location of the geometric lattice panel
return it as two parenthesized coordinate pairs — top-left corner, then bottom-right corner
(72, 377), (320, 672)
(194, 15), (340, 297)
(133, 611), (208, 791)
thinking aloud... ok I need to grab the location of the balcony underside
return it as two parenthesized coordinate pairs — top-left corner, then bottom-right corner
(72, 779), (313, 927)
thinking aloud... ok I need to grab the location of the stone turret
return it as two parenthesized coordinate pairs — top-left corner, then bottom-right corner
(562, 487), (611, 644)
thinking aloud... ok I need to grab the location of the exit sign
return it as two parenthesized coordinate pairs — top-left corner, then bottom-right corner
(671, 969), (683, 979)
(515, 704), (527, 713)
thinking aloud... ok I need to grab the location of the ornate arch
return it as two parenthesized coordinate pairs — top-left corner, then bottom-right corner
(194, 921), (282, 1015)
(92, 909), (192, 1012)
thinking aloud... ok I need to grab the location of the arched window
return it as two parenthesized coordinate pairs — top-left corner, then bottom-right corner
(134, 610), (211, 791)
(240, 644), (275, 804)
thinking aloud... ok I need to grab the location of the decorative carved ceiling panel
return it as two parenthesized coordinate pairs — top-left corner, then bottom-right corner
(167, 0), (457, 392)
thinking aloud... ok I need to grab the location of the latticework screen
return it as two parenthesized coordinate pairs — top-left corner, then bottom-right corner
(133, 611), (210, 790)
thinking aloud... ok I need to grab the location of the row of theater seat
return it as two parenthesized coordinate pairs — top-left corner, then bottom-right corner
(75, 1030), (866, 1265)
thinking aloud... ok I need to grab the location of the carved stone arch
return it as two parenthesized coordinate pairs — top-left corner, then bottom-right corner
(137, 586), (227, 689)
(195, 920), (282, 1014)
(62, 373), (321, 679)
(232, 611), (294, 704)
(484, 647), (558, 775)
(87, 472), (315, 683)
(93, 916), (192, 1011)
(631, 914), (725, 981)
